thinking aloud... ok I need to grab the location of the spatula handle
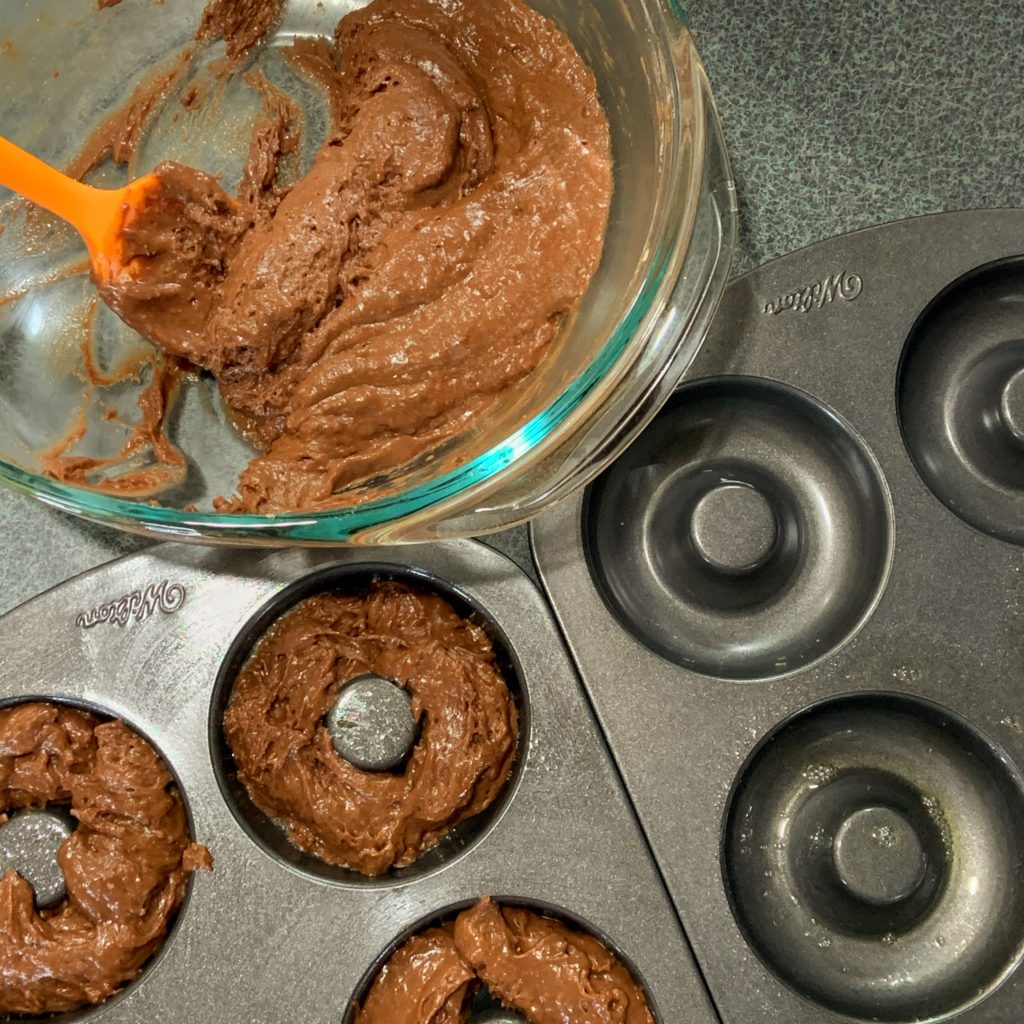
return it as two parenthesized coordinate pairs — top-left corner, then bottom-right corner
(0, 136), (97, 236)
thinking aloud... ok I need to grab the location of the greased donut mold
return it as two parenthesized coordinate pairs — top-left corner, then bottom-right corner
(534, 211), (1024, 1024)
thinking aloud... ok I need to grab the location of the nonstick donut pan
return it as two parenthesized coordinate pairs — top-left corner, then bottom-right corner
(0, 542), (716, 1023)
(532, 209), (1024, 1024)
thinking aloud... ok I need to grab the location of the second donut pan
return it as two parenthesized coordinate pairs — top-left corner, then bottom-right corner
(532, 210), (1024, 1024)
(0, 542), (716, 1023)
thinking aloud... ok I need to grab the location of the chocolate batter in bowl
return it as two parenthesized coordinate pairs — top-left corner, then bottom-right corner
(210, 563), (526, 883)
(346, 897), (657, 1024)
(0, 0), (735, 542)
(0, 700), (210, 1018)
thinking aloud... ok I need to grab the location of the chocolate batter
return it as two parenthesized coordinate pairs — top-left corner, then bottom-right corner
(67, 48), (197, 181)
(355, 898), (655, 1024)
(39, 354), (187, 497)
(224, 581), (518, 875)
(0, 702), (211, 1015)
(95, 0), (612, 513)
(197, 0), (286, 61)
(356, 924), (475, 1024)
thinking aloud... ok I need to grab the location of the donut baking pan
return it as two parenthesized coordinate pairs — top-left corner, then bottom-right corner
(532, 210), (1024, 1023)
(0, 541), (715, 1023)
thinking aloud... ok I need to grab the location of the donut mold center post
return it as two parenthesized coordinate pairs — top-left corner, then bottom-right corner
(832, 806), (927, 906)
(469, 1006), (530, 1024)
(0, 807), (74, 909)
(326, 674), (417, 773)
(690, 483), (779, 574)
(1000, 369), (1024, 443)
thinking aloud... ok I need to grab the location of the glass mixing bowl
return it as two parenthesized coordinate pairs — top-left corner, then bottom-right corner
(0, 0), (736, 544)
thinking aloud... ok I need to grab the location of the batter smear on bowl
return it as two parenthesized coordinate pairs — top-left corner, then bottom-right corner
(0, 702), (211, 1015)
(224, 581), (518, 876)
(355, 896), (655, 1024)
(93, 0), (613, 512)
(197, 0), (287, 61)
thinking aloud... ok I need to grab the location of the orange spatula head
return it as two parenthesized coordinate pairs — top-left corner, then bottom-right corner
(0, 135), (164, 283)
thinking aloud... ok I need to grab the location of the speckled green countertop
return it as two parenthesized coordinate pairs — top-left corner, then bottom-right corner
(1, 0), (1022, 614)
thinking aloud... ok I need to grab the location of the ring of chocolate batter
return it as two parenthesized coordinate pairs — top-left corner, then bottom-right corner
(347, 896), (657, 1024)
(0, 699), (211, 1017)
(212, 564), (525, 883)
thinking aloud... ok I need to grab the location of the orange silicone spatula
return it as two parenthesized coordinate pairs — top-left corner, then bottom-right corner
(0, 135), (163, 283)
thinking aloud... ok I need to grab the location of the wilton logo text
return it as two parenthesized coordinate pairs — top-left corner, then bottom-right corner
(76, 580), (187, 629)
(763, 271), (863, 316)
